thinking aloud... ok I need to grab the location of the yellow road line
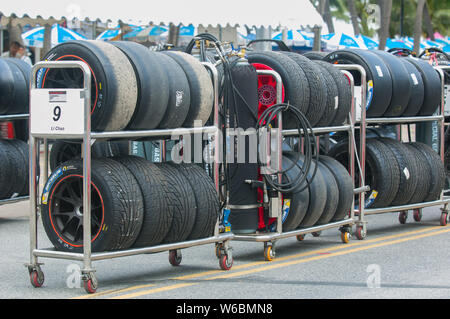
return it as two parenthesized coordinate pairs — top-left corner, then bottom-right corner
(73, 283), (156, 299)
(109, 227), (450, 299)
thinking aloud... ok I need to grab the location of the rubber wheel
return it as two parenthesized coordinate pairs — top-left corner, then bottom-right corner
(169, 250), (182, 267)
(112, 41), (169, 130)
(30, 270), (44, 288)
(409, 142), (445, 202)
(399, 211), (408, 224)
(155, 52), (191, 129)
(41, 158), (144, 252)
(314, 61), (352, 126)
(247, 51), (310, 129)
(157, 163), (197, 243)
(219, 254), (233, 270)
(319, 156), (354, 222)
(84, 279), (97, 294)
(371, 50), (411, 117)
(162, 51), (214, 127)
(413, 209), (422, 222)
(113, 156), (172, 247)
(328, 138), (400, 209)
(341, 232), (350, 244)
(264, 245), (275, 261)
(41, 40), (138, 131)
(303, 51), (328, 60)
(169, 163), (219, 240)
(405, 57), (442, 116)
(280, 52), (327, 127)
(399, 58), (424, 116)
(377, 138), (419, 206)
(324, 49), (393, 117)
(440, 213), (448, 226)
(355, 226), (366, 240)
(403, 143), (432, 204)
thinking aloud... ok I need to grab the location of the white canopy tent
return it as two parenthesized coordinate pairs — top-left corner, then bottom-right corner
(0, 0), (324, 29)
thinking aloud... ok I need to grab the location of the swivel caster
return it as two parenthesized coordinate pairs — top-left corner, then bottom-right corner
(413, 209), (423, 222)
(83, 273), (98, 294)
(355, 226), (366, 240)
(340, 231), (351, 244)
(219, 253), (233, 271)
(399, 211), (408, 224)
(169, 250), (182, 267)
(312, 232), (321, 238)
(29, 267), (44, 288)
(296, 234), (305, 242)
(440, 212), (448, 226)
(264, 244), (275, 261)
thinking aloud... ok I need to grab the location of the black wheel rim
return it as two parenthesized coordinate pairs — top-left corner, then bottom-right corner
(50, 175), (103, 246)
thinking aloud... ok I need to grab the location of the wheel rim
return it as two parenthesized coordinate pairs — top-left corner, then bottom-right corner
(49, 175), (104, 247)
(252, 63), (285, 118)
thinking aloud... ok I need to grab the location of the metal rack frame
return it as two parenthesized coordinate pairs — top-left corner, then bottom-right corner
(353, 65), (450, 239)
(232, 65), (365, 260)
(0, 113), (31, 206)
(26, 60), (234, 294)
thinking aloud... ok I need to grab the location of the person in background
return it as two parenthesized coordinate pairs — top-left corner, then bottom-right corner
(1, 41), (33, 66)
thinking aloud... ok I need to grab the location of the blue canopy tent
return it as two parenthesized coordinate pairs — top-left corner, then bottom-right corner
(22, 23), (87, 48)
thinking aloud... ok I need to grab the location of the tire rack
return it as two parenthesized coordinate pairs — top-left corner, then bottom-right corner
(232, 65), (367, 261)
(354, 65), (450, 240)
(26, 60), (234, 294)
(0, 113), (31, 206)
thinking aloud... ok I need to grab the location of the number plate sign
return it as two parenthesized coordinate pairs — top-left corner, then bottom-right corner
(30, 89), (86, 136)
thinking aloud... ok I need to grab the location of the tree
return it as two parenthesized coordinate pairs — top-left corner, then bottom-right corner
(378, 0), (393, 50)
(347, 0), (361, 36)
(413, 0), (426, 53)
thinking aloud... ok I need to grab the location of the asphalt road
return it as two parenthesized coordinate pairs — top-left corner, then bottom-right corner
(1, 200), (450, 300)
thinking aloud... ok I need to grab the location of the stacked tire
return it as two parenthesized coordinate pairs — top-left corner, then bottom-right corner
(0, 57), (30, 141)
(322, 49), (442, 117)
(260, 153), (354, 232)
(41, 156), (219, 252)
(0, 139), (29, 199)
(328, 138), (445, 209)
(246, 51), (352, 128)
(40, 41), (214, 132)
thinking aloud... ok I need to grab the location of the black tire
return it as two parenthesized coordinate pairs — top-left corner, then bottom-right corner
(371, 50), (411, 117)
(324, 49), (393, 117)
(280, 156), (309, 231)
(41, 40), (138, 131)
(399, 58), (425, 116)
(405, 57), (442, 116)
(0, 140), (22, 199)
(377, 138), (418, 206)
(5, 139), (29, 196)
(303, 51), (328, 60)
(112, 41), (169, 130)
(41, 159), (144, 252)
(320, 156), (354, 222)
(280, 52), (327, 127)
(155, 52), (191, 129)
(162, 51), (214, 127)
(314, 61), (353, 126)
(49, 140), (130, 172)
(169, 163), (219, 239)
(113, 156), (172, 247)
(247, 51), (310, 129)
(157, 163), (197, 243)
(315, 161), (339, 225)
(409, 142), (445, 202)
(328, 138), (400, 208)
(312, 61), (340, 127)
(283, 152), (327, 228)
(0, 59), (28, 115)
(3, 58), (30, 114)
(403, 143), (432, 204)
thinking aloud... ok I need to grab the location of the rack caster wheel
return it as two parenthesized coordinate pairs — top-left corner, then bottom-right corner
(440, 212), (448, 226)
(355, 226), (366, 240)
(83, 273), (98, 294)
(219, 254), (233, 271)
(169, 250), (182, 267)
(399, 211), (408, 224)
(340, 232), (351, 244)
(413, 209), (422, 222)
(312, 232), (321, 237)
(29, 269), (44, 288)
(296, 235), (305, 242)
(264, 245), (275, 261)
